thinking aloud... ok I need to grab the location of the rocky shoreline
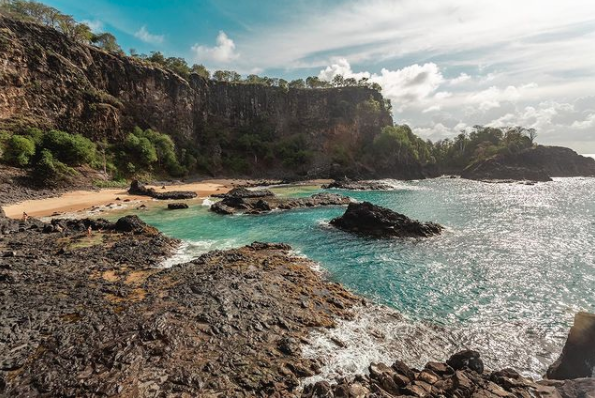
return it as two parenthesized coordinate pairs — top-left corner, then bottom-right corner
(1, 198), (593, 396)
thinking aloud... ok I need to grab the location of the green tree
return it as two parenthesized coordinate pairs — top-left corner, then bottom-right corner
(42, 130), (96, 166)
(3, 135), (35, 166)
(288, 79), (305, 89)
(91, 32), (121, 53)
(191, 64), (210, 79)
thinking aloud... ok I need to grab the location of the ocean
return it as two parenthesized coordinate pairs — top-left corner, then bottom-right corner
(121, 177), (595, 380)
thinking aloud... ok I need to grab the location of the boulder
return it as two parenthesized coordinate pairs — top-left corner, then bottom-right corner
(447, 350), (484, 374)
(330, 202), (443, 238)
(167, 203), (189, 210)
(115, 215), (155, 234)
(547, 312), (595, 379)
(211, 193), (351, 215)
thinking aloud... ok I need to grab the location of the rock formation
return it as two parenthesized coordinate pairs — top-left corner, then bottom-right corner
(330, 201), (443, 238)
(547, 312), (595, 380)
(211, 191), (352, 215)
(303, 351), (595, 398)
(128, 180), (197, 200)
(323, 178), (395, 190)
(461, 146), (595, 182)
(167, 203), (189, 210)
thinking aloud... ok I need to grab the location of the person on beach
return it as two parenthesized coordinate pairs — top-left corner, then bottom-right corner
(87, 226), (92, 237)
(22, 212), (29, 222)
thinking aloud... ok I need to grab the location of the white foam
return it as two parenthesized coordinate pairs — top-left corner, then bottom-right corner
(201, 198), (215, 207)
(160, 238), (240, 268)
(379, 179), (426, 191)
(302, 304), (457, 384)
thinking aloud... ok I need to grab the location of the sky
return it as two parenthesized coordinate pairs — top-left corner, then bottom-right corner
(45, 0), (595, 153)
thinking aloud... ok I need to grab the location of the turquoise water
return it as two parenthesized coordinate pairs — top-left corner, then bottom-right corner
(122, 177), (595, 375)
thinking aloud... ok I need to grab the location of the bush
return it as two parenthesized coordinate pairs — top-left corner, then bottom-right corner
(32, 149), (75, 184)
(42, 130), (97, 166)
(3, 135), (35, 166)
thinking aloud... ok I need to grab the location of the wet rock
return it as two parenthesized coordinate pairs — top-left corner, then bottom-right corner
(167, 203), (189, 210)
(330, 202), (443, 238)
(547, 312), (595, 380)
(447, 350), (485, 373)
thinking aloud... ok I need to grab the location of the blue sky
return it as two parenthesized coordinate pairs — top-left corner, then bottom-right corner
(45, 0), (595, 152)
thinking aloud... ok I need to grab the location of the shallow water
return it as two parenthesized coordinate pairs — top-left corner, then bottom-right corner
(114, 177), (595, 378)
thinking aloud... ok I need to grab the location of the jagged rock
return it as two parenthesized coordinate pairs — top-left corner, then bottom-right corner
(211, 193), (351, 215)
(167, 203), (189, 210)
(547, 312), (595, 380)
(330, 202), (443, 238)
(447, 350), (485, 373)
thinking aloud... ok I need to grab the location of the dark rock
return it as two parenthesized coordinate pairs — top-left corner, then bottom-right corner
(128, 180), (197, 200)
(211, 193), (351, 215)
(212, 186), (275, 199)
(547, 312), (595, 380)
(330, 202), (443, 238)
(114, 215), (156, 234)
(167, 203), (189, 210)
(447, 350), (484, 373)
(323, 178), (394, 191)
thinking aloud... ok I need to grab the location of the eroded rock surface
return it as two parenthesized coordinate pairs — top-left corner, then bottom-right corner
(0, 220), (361, 396)
(330, 202), (443, 238)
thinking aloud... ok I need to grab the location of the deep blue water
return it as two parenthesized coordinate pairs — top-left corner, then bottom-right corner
(116, 177), (595, 376)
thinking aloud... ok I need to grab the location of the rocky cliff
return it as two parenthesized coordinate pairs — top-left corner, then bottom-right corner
(0, 15), (394, 178)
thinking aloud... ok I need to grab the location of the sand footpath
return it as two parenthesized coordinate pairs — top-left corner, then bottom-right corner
(2, 180), (238, 219)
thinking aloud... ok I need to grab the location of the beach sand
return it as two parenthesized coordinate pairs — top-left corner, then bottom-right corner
(2, 180), (239, 219)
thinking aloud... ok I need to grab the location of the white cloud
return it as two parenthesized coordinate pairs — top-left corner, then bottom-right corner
(82, 19), (103, 33)
(318, 58), (371, 81)
(191, 31), (239, 65)
(134, 26), (165, 44)
(466, 84), (538, 111)
(449, 73), (471, 85)
(571, 114), (595, 130)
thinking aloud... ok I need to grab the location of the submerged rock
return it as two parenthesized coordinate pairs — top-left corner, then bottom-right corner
(128, 180), (197, 200)
(547, 312), (595, 380)
(211, 192), (351, 215)
(330, 202), (443, 238)
(167, 203), (189, 210)
(323, 178), (394, 191)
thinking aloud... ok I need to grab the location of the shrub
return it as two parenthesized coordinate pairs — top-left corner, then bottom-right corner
(42, 130), (96, 166)
(32, 149), (74, 184)
(3, 135), (35, 166)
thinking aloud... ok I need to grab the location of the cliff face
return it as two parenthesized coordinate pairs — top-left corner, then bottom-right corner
(0, 15), (394, 178)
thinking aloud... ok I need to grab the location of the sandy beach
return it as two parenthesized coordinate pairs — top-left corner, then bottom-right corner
(2, 180), (239, 219)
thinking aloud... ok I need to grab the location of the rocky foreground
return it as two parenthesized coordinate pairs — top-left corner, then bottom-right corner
(1, 212), (594, 397)
(211, 187), (352, 215)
